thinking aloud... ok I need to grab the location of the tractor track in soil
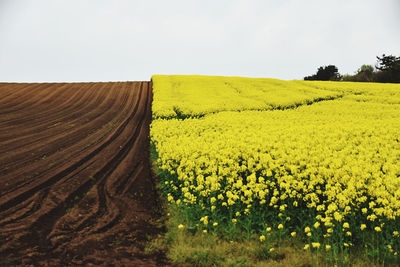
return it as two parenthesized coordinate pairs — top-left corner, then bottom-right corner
(0, 82), (169, 266)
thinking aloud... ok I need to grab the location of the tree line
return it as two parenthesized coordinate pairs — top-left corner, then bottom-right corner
(304, 54), (400, 83)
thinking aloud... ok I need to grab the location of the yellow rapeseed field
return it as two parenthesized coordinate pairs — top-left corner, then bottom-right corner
(151, 75), (400, 261)
(152, 75), (342, 118)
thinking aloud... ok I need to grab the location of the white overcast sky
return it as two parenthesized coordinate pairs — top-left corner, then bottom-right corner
(0, 0), (399, 82)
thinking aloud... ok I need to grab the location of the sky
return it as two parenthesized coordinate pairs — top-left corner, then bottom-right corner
(0, 0), (399, 82)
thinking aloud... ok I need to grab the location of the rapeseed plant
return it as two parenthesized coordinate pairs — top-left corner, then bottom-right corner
(151, 75), (400, 263)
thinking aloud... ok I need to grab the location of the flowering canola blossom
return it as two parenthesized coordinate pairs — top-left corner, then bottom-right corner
(151, 75), (342, 118)
(151, 75), (400, 256)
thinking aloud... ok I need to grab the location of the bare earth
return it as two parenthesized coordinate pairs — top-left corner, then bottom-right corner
(0, 82), (168, 266)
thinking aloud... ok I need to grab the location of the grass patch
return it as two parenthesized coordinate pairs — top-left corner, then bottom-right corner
(157, 204), (399, 266)
(160, 204), (314, 267)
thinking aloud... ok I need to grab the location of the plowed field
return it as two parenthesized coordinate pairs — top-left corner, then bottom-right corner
(0, 82), (167, 266)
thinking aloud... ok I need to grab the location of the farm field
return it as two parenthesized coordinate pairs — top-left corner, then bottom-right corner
(2, 76), (400, 266)
(0, 82), (167, 266)
(151, 75), (400, 265)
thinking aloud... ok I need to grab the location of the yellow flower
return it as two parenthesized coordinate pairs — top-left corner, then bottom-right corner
(343, 222), (350, 229)
(278, 224), (284, 230)
(266, 227), (272, 232)
(362, 208), (368, 214)
(291, 232), (296, 237)
(307, 232), (312, 237)
(259, 235), (266, 242)
(232, 218), (237, 223)
(314, 222), (320, 229)
(344, 243), (349, 247)
(178, 224), (184, 229)
(375, 226), (382, 232)
(327, 228), (333, 233)
(334, 212), (343, 222)
(393, 231), (399, 236)
(312, 242), (320, 248)
(213, 222), (218, 227)
(203, 229), (207, 234)
(304, 226), (311, 233)
(326, 245), (331, 251)
(269, 247), (275, 252)
(304, 244), (310, 250)
(360, 224), (367, 230)
(346, 231), (352, 236)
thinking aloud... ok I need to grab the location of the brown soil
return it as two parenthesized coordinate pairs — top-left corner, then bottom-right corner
(0, 82), (169, 266)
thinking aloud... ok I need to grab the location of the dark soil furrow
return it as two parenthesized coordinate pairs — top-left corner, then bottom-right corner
(0, 83), (133, 194)
(0, 82), (97, 131)
(0, 81), (167, 266)
(57, 82), (146, 235)
(0, 83), (117, 169)
(0, 82), (108, 142)
(0, 83), (52, 108)
(0, 83), (69, 114)
(0, 84), (139, 211)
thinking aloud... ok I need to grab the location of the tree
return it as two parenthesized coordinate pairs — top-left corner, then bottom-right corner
(375, 54), (400, 83)
(357, 65), (374, 82)
(304, 65), (341, 81)
(376, 54), (400, 71)
(343, 65), (375, 82)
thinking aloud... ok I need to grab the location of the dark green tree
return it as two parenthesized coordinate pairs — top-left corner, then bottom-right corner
(376, 54), (400, 71)
(304, 65), (341, 81)
(375, 54), (400, 83)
